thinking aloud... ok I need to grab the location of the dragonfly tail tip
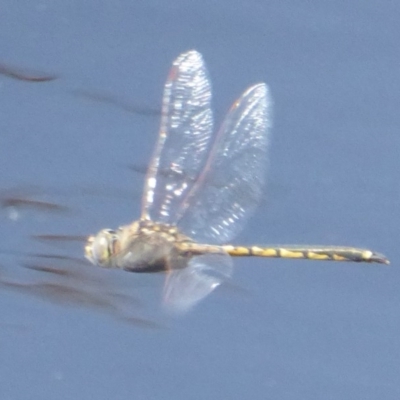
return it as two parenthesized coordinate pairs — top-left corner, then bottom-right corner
(371, 252), (390, 265)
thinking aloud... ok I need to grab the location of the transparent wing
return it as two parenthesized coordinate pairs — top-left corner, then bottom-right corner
(177, 83), (272, 244)
(141, 50), (213, 222)
(162, 253), (232, 314)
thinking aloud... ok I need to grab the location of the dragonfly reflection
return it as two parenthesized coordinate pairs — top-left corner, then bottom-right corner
(85, 50), (389, 313)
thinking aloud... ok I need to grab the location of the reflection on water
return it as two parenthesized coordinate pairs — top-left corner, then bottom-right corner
(0, 253), (160, 329)
(1, 197), (69, 219)
(0, 62), (169, 328)
(0, 186), (70, 221)
(0, 62), (57, 82)
(0, 184), (161, 329)
(71, 88), (160, 116)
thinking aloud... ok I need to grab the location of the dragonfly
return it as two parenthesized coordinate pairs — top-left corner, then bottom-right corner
(85, 50), (389, 313)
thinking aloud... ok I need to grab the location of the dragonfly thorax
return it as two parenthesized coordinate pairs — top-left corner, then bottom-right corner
(85, 220), (194, 272)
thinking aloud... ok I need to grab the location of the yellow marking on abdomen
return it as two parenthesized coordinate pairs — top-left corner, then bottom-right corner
(178, 242), (389, 265)
(221, 245), (389, 265)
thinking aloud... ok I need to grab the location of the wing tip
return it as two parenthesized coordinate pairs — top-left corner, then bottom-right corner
(176, 49), (203, 65)
(245, 82), (270, 99)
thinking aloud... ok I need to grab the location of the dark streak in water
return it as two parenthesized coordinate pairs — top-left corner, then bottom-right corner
(71, 89), (160, 116)
(0, 63), (57, 82)
(0, 197), (69, 213)
(32, 234), (87, 242)
(0, 260), (159, 329)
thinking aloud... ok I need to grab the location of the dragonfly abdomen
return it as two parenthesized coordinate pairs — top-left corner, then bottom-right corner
(176, 242), (388, 264)
(221, 245), (389, 264)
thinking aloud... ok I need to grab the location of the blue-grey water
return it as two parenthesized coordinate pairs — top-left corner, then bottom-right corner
(0, 1), (398, 399)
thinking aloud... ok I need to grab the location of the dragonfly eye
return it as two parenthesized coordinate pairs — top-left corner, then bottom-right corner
(85, 229), (120, 267)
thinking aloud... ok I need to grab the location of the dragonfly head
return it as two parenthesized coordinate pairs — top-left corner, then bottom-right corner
(85, 229), (121, 268)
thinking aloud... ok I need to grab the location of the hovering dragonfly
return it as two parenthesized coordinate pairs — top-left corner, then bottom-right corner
(85, 50), (389, 313)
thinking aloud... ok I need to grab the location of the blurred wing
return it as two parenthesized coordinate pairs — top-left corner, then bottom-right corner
(163, 253), (232, 314)
(177, 84), (272, 244)
(141, 50), (213, 223)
